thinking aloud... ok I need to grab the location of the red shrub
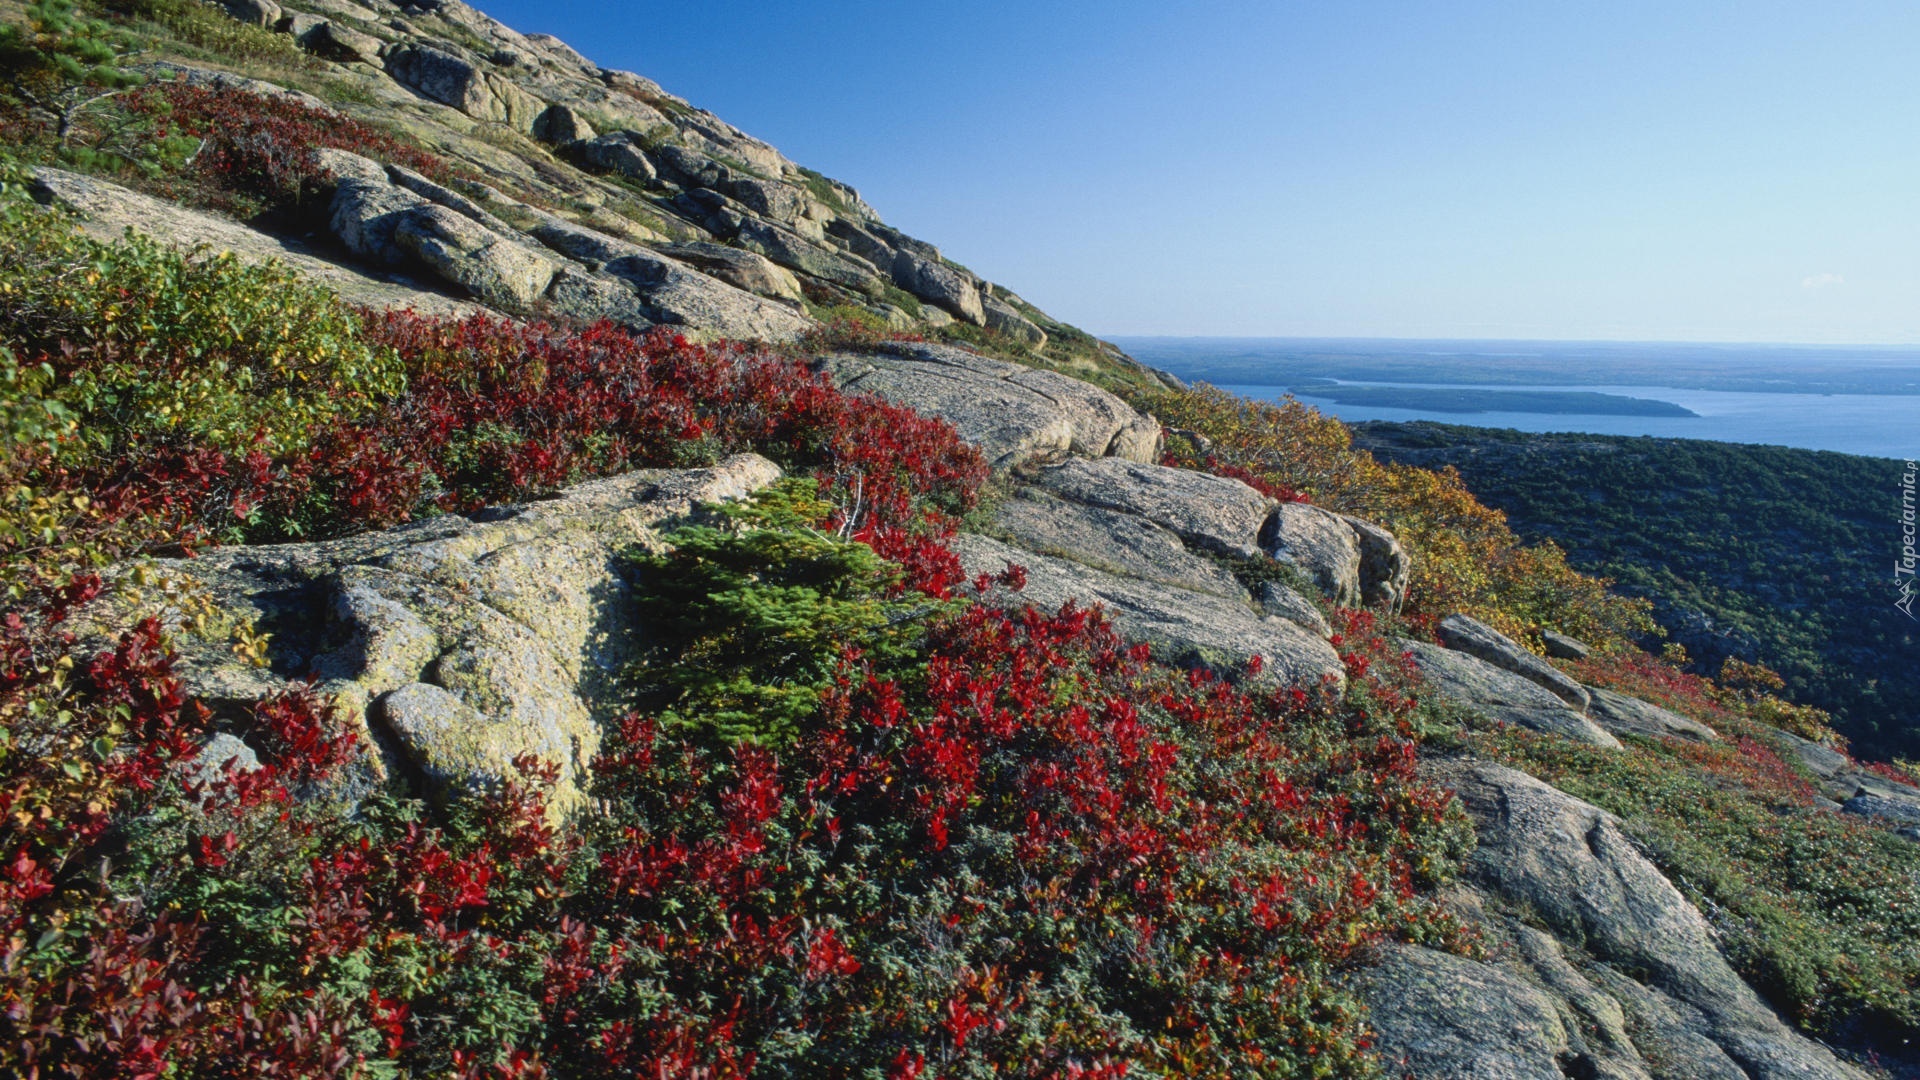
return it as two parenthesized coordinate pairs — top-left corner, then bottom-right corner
(127, 80), (467, 211)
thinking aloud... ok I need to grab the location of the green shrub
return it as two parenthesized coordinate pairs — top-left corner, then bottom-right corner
(623, 480), (944, 746)
(0, 186), (403, 458)
(96, 0), (315, 70)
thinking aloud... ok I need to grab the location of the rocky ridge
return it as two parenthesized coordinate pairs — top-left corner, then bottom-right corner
(29, 0), (1174, 391)
(36, 1), (1920, 1075)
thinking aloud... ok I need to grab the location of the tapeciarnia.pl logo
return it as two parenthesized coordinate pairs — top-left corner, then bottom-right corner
(1900, 459), (1918, 619)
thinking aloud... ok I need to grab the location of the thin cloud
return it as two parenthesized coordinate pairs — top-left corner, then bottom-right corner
(1801, 272), (1845, 290)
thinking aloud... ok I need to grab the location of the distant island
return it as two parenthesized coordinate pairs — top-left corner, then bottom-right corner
(1288, 385), (1700, 417)
(1116, 336), (1920, 396)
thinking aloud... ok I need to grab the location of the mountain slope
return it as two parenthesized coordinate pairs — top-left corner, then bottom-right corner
(1, 1), (1916, 1077)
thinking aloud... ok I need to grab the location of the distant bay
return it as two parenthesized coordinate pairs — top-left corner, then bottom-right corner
(1114, 337), (1918, 459)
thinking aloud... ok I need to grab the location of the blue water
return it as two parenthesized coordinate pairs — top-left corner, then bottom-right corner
(1112, 338), (1918, 459)
(1220, 381), (1915, 459)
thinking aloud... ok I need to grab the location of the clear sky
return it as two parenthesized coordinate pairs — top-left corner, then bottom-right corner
(471, 0), (1920, 342)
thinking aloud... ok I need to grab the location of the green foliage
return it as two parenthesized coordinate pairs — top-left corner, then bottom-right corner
(94, 0), (312, 69)
(0, 190), (403, 458)
(1356, 421), (1920, 760)
(794, 165), (851, 214)
(0, 0), (142, 141)
(878, 282), (924, 318)
(624, 480), (943, 746)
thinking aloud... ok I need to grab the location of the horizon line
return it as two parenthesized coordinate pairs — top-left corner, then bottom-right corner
(1101, 334), (1920, 350)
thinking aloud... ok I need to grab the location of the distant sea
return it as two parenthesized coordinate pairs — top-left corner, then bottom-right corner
(1111, 338), (1918, 460)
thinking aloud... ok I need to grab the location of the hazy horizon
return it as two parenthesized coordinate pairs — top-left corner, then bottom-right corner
(1109, 334), (1920, 349)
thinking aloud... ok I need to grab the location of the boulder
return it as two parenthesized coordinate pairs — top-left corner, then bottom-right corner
(1771, 727), (1853, 782)
(330, 171), (564, 307)
(1437, 613), (1591, 711)
(1360, 895), (1767, 1080)
(187, 733), (263, 791)
(669, 112), (788, 179)
(1353, 944), (1582, 1080)
(143, 61), (330, 111)
(384, 41), (487, 111)
(892, 250), (984, 324)
(1343, 513), (1411, 609)
(821, 344), (1160, 471)
(384, 42), (543, 128)
(655, 241), (804, 303)
(279, 11), (325, 39)
(981, 295), (1047, 348)
(649, 144), (731, 189)
(527, 219), (811, 340)
(1544, 629), (1593, 660)
(983, 487), (1247, 600)
(526, 216), (647, 267)
(672, 187), (747, 237)
(294, 0), (381, 21)
(1403, 640), (1620, 748)
(1765, 727), (1920, 808)
(300, 20), (385, 64)
(533, 103), (598, 146)
(392, 204), (559, 309)
(1841, 791), (1920, 826)
(598, 250), (811, 341)
(1261, 503), (1362, 606)
(578, 132), (658, 182)
(220, 0), (281, 28)
(1587, 687), (1719, 743)
(736, 218), (886, 293)
(1434, 759), (1868, 1080)
(330, 176), (433, 265)
(825, 217), (897, 267)
(1583, 967), (1768, 1080)
(1255, 581), (1332, 638)
(725, 176), (809, 225)
(954, 534), (1344, 689)
(539, 265), (655, 330)
(76, 457), (785, 811)
(313, 147), (390, 187)
(386, 165), (514, 233)
(1033, 458), (1275, 561)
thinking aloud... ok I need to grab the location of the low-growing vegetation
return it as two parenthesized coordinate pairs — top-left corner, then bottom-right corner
(0, 180), (1480, 1076)
(1467, 646), (1920, 1054)
(0, 3), (1912, 1075)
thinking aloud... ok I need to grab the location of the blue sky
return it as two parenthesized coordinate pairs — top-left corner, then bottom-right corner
(475, 1), (1920, 342)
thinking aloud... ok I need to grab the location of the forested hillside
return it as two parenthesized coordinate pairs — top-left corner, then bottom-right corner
(1354, 421), (1920, 759)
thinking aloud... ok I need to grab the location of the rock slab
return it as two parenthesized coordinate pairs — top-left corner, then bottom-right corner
(1437, 613), (1592, 711)
(80, 456), (784, 811)
(822, 344), (1160, 471)
(1403, 640), (1619, 748)
(954, 534), (1344, 689)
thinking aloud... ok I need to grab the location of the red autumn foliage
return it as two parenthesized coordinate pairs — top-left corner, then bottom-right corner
(125, 79), (468, 212)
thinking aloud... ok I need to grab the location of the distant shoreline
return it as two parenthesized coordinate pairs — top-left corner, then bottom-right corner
(1288, 385), (1698, 417)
